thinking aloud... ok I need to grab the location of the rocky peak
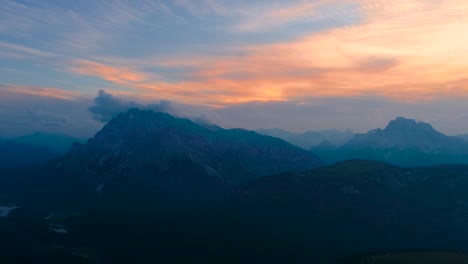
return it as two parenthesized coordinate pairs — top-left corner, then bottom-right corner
(384, 117), (436, 135)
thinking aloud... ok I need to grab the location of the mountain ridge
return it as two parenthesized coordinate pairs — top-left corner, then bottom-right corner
(32, 108), (323, 209)
(11, 132), (84, 153)
(257, 128), (354, 149)
(313, 117), (468, 167)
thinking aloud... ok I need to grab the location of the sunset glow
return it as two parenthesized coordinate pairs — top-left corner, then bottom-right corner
(2, 0), (468, 134)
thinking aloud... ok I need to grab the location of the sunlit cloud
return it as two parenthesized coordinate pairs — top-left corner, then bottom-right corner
(59, 0), (468, 105)
(135, 0), (468, 103)
(70, 59), (150, 85)
(2, 0), (468, 135)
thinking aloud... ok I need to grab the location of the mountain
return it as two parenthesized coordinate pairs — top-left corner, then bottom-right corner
(346, 117), (462, 150)
(457, 134), (468, 142)
(11, 132), (84, 154)
(0, 140), (59, 170)
(314, 117), (468, 166)
(6, 160), (468, 264)
(257, 128), (354, 149)
(218, 160), (468, 263)
(31, 109), (322, 209)
(8, 113), (468, 263)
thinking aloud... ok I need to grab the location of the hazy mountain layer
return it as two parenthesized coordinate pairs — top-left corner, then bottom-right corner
(314, 117), (468, 167)
(0, 140), (59, 170)
(11, 132), (84, 153)
(257, 128), (354, 149)
(458, 134), (468, 142)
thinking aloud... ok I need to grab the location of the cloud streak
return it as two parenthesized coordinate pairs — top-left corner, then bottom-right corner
(2, 0), (468, 135)
(1, 85), (81, 100)
(71, 60), (150, 85)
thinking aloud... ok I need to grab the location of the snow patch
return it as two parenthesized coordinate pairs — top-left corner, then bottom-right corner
(49, 223), (68, 234)
(205, 166), (221, 178)
(0, 205), (19, 217)
(44, 214), (55, 220)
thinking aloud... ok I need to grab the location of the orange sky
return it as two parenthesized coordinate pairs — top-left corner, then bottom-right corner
(52, 0), (468, 105)
(2, 0), (468, 135)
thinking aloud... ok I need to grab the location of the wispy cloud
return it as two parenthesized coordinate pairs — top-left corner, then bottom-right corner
(71, 59), (151, 85)
(0, 0), (174, 54)
(0, 41), (53, 58)
(99, 0), (468, 103)
(2, 0), (468, 106)
(1, 85), (81, 100)
(231, 0), (359, 32)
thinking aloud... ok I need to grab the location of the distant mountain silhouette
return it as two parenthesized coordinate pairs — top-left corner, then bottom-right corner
(313, 117), (468, 167)
(4, 116), (468, 263)
(11, 132), (84, 153)
(457, 134), (468, 142)
(32, 109), (322, 209)
(0, 140), (59, 170)
(346, 117), (462, 150)
(257, 128), (354, 149)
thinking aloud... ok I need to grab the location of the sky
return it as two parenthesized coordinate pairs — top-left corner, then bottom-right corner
(1, 0), (468, 137)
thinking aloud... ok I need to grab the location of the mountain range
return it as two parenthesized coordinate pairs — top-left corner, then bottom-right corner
(4, 111), (468, 263)
(0, 140), (59, 170)
(257, 128), (354, 149)
(10, 132), (84, 153)
(313, 117), (468, 167)
(4, 160), (468, 264)
(458, 134), (468, 142)
(26, 108), (322, 210)
(0, 132), (83, 171)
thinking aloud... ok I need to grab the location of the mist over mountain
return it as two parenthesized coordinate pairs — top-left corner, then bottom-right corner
(314, 117), (468, 167)
(257, 128), (354, 149)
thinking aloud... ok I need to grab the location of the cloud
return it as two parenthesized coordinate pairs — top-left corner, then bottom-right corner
(59, 0), (468, 106)
(44, 116), (69, 127)
(2, 85), (81, 100)
(89, 89), (174, 122)
(231, 0), (358, 32)
(2, 0), (468, 111)
(139, 0), (468, 103)
(2, 86), (468, 138)
(209, 96), (468, 135)
(0, 87), (100, 137)
(71, 59), (150, 85)
(0, 0), (172, 54)
(0, 41), (54, 59)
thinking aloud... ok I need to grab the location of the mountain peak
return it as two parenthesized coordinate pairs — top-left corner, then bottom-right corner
(52, 109), (323, 208)
(342, 116), (467, 165)
(384, 117), (435, 133)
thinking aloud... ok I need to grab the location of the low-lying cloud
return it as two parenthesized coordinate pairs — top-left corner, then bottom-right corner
(89, 89), (174, 122)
